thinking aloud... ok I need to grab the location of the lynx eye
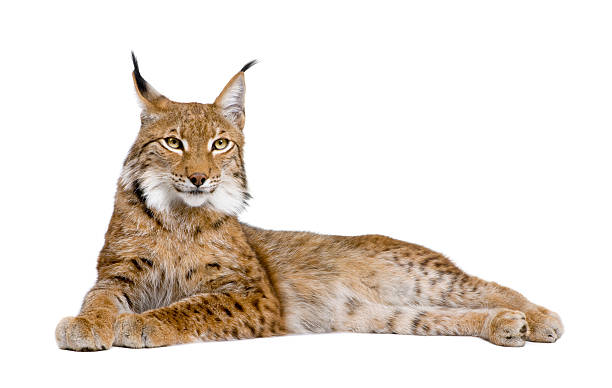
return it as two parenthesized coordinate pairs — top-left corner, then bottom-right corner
(213, 138), (230, 151)
(164, 137), (183, 149)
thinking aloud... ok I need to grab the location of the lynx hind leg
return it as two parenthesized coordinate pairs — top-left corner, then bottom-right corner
(338, 304), (528, 347)
(455, 280), (564, 343)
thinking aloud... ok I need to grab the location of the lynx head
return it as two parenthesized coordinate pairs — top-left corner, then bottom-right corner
(120, 53), (255, 215)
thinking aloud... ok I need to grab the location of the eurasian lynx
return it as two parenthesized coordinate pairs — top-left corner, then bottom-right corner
(56, 54), (563, 350)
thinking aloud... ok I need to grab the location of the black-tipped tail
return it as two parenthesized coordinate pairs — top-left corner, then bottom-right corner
(240, 59), (258, 73)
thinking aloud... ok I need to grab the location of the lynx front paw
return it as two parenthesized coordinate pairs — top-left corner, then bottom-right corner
(55, 316), (113, 351)
(486, 309), (529, 347)
(113, 313), (174, 348)
(526, 306), (563, 343)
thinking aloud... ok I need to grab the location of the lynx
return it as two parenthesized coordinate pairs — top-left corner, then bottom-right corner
(55, 54), (563, 350)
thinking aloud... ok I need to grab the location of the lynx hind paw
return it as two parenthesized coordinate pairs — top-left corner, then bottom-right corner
(55, 316), (113, 351)
(487, 309), (529, 347)
(526, 307), (564, 343)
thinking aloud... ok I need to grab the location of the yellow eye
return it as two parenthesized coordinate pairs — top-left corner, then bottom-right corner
(165, 137), (182, 149)
(213, 138), (230, 150)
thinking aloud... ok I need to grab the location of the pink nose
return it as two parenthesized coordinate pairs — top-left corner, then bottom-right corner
(189, 173), (207, 187)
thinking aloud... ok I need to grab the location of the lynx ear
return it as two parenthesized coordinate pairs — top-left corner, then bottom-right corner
(131, 52), (171, 113)
(214, 60), (257, 130)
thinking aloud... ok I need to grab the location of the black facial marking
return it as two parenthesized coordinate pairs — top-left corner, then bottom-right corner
(133, 182), (147, 204)
(132, 181), (161, 223)
(140, 257), (153, 267)
(136, 140), (161, 158)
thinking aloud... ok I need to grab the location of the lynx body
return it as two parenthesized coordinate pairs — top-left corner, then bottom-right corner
(55, 55), (563, 350)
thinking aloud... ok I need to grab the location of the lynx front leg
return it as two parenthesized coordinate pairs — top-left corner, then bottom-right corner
(56, 285), (132, 351)
(113, 292), (284, 348)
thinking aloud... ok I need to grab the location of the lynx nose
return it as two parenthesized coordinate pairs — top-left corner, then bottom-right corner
(189, 173), (207, 187)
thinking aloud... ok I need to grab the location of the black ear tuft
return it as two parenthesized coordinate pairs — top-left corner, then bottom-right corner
(131, 51), (148, 94)
(240, 59), (258, 73)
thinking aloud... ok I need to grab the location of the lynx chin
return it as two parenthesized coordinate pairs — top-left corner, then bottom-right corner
(55, 54), (563, 351)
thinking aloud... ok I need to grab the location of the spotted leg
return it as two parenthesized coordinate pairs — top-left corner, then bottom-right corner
(113, 291), (284, 348)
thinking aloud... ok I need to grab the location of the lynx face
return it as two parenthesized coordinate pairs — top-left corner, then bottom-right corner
(120, 55), (255, 215)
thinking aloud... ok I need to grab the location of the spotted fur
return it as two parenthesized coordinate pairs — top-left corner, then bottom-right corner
(55, 55), (563, 351)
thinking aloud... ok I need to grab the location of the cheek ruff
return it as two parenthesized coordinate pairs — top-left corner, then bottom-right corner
(205, 173), (249, 215)
(122, 164), (249, 215)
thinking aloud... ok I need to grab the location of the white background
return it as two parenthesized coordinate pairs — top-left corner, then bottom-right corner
(1, 1), (610, 386)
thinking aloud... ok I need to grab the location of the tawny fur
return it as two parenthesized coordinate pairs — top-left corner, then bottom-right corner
(55, 56), (563, 351)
